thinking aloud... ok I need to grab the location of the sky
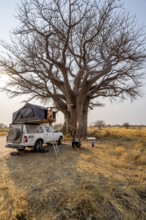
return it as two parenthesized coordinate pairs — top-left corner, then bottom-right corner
(0, 0), (146, 126)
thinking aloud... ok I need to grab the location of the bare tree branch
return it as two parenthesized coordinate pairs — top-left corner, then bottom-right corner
(0, 0), (146, 136)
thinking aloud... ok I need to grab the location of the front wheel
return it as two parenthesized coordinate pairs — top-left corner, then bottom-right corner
(34, 139), (43, 151)
(58, 136), (63, 145)
(17, 148), (25, 151)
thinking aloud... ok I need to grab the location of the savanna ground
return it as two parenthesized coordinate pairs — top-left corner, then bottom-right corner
(0, 127), (146, 220)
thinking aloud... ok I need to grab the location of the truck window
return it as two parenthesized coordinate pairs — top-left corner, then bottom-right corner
(49, 126), (56, 132)
(45, 127), (50, 132)
(45, 126), (56, 133)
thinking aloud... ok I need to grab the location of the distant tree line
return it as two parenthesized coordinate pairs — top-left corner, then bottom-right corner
(54, 121), (146, 133)
(0, 123), (8, 129)
(89, 121), (146, 129)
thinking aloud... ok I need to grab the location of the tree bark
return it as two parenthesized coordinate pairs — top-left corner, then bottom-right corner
(82, 99), (90, 137)
(62, 98), (90, 138)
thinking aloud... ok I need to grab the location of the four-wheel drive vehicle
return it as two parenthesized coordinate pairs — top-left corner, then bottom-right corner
(6, 124), (63, 151)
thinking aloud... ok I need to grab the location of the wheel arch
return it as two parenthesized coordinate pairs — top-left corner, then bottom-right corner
(34, 138), (44, 145)
(58, 135), (63, 145)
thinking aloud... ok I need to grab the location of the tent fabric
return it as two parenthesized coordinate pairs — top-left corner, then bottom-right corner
(12, 103), (48, 124)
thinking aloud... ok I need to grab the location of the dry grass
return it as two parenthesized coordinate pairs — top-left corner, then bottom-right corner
(88, 126), (146, 141)
(0, 127), (146, 219)
(0, 128), (9, 136)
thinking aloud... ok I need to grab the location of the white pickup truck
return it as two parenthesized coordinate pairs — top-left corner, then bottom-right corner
(6, 123), (63, 151)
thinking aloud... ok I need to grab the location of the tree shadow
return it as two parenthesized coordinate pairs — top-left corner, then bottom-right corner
(4, 143), (99, 219)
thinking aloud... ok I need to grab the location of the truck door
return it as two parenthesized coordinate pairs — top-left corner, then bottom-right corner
(49, 126), (58, 141)
(44, 125), (58, 143)
(44, 125), (52, 143)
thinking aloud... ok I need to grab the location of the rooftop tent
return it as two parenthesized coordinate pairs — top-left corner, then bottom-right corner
(12, 103), (49, 124)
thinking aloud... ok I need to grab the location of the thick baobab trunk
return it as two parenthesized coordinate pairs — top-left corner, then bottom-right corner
(82, 98), (90, 137)
(82, 107), (88, 137)
(63, 98), (90, 138)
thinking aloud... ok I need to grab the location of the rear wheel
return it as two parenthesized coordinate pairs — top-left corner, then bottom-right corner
(34, 139), (43, 151)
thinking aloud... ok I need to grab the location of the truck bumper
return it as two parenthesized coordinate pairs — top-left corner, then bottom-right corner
(5, 144), (25, 150)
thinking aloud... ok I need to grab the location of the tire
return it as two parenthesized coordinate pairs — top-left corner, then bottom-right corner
(58, 136), (63, 145)
(8, 128), (21, 141)
(17, 148), (25, 151)
(34, 139), (43, 151)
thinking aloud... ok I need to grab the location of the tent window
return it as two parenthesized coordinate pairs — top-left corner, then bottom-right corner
(21, 108), (33, 118)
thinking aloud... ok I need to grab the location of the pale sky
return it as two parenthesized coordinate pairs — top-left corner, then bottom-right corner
(0, 0), (146, 126)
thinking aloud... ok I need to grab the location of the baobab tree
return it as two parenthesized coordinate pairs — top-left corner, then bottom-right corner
(0, 0), (146, 137)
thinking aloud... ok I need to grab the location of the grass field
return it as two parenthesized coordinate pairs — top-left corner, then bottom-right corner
(0, 128), (9, 136)
(0, 127), (146, 220)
